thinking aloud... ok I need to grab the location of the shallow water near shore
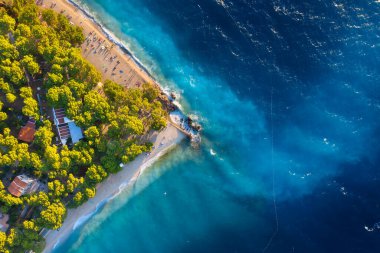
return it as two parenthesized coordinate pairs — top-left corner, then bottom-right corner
(54, 0), (380, 252)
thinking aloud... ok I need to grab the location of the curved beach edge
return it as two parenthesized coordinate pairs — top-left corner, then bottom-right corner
(66, 0), (159, 84)
(36, 1), (189, 251)
(42, 123), (185, 253)
(64, 0), (202, 139)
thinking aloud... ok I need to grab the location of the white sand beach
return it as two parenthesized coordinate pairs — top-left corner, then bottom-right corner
(35, 1), (189, 251)
(43, 123), (185, 253)
(40, 0), (156, 88)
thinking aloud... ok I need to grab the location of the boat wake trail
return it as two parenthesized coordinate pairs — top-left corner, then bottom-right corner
(364, 221), (380, 232)
(262, 87), (279, 253)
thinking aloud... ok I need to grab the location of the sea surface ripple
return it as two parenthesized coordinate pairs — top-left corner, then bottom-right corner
(55, 0), (380, 252)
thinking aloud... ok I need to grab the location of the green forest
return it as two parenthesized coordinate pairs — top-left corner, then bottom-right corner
(0, 1), (167, 252)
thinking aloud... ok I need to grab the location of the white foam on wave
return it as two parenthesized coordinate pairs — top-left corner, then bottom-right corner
(364, 221), (380, 232)
(68, 0), (151, 79)
(210, 149), (217, 156)
(69, 144), (180, 245)
(109, 183), (128, 200)
(70, 136), (180, 234)
(141, 146), (176, 173)
(288, 170), (312, 180)
(73, 198), (109, 230)
(53, 239), (61, 249)
(69, 0), (180, 98)
(68, 0), (197, 132)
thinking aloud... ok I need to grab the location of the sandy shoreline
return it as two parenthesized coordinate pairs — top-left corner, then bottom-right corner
(40, 0), (156, 88)
(37, 0), (188, 252)
(40, 0), (200, 138)
(42, 124), (185, 253)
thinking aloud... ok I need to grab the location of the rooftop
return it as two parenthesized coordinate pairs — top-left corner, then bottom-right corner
(18, 119), (36, 143)
(52, 108), (83, 145)
(8, 175), (38, 197)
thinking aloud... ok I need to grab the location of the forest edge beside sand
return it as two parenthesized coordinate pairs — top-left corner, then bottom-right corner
(33, 0), (192, 251)
(42, 0), (201, 140)
(42, 124), (185, 253)
(35, 0), (197, 251)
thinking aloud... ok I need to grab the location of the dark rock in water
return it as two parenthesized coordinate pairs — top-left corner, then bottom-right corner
(166, 102), (177, 112)
(185, 115), (202, 131)
(158, 95), (177, 111)
(193, 123), (202, 131)
(170, 92), (177, 100)
(168, 104), (176, 111)
(189, 122), (202, 131)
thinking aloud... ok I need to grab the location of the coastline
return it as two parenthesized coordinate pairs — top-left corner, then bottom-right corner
(40, 0), (200, 137)
(36, 0), (189, 252)
(40, 0), (151, 87)
(40, 0), (169, 92)
(66, 0), (159, 84)
(42, 123), (185, 253)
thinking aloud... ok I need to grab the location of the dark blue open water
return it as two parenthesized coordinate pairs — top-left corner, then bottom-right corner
(54, 0), (380, 252)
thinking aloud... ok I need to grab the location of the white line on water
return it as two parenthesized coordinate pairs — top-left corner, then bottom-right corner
(262, 87), (279, 253)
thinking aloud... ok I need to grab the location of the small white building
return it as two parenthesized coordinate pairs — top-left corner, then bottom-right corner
(52, 108), (83, 145)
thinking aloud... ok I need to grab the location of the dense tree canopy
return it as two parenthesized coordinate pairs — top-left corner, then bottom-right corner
(86, 164), (107, 185)
(38, 201), (66, 230)
(0, 1), (169, 252)
(34, 120), (54, 150)
(0, 128), (42, 169)
(0, 101), (7, 121)
(0, 13), (16, 34)
(20, 54), (40, 76)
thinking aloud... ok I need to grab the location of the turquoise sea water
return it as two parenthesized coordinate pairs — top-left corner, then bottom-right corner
(55, 0), (380, 252)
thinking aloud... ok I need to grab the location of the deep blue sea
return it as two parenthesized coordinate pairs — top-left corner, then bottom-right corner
(54, 0), (380, 252)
